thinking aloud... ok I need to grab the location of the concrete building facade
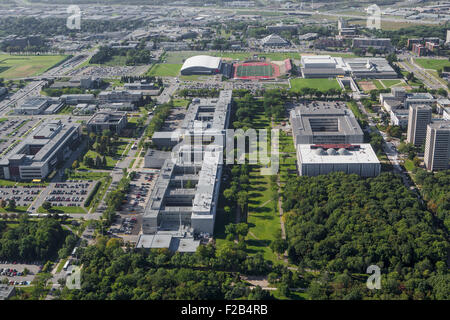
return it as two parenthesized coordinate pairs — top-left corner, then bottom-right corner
(138, 90), (233, 252)
(0, 120), (81, 180)
(87, 111), (128, 135)
(407, 104), (432, 146)
(424, 121), (450, 171)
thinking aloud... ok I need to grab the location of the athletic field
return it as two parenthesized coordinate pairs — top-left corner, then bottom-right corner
(234, 62), (279, 80)
(0, 54), (67, 79)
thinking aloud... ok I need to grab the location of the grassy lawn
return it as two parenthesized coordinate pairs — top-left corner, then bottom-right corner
(414, 58), (450, 71)
(172, 99), (190, 108)
(37, 206), (87, 214)
(372, 80), (385, 89)
(279, 131), (297, 184)
(245, 110), (281, 264)
(403, 159), (415, 172)
(0, 54), (67, 79)
(0, 206), (29, 213)
(78, 140), (129, 170)
(272, 289), (308, 300)
(246, 165), (281, 263)
(163, 51), (302, 64)
(290, 78), (340, 92)
(147, 63), (182, 77)
(381, 79), (403, 88)
(347, 101), (365, 120)
(67, 170), (110, 181)
(57, 105), (74, 115)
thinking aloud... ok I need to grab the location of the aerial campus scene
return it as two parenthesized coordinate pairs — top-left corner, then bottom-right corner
(0, 0), (449, 312)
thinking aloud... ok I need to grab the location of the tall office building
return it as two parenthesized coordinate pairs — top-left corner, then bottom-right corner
(407, 104), (432, 146)
(424, 121), (450, 171)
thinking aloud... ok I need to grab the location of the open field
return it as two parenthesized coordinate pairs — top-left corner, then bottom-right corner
(146, 63), (182, 77)
(414, 58), (450, 71)
(381, 79), (403, 88)
(163, 51), (302, 64)
(290, 78), (340, 91)
(0, 54), (67, 79)
(37, 206), (87, 214)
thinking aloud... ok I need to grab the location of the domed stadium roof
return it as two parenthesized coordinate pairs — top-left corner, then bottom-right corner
(180, 55), (222, 75)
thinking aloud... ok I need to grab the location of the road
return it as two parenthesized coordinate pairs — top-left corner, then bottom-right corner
(157, 80), (179, 104)
(357, 101), (419, 193)
(0, 80), (47, 116)
(398, 56), (449, 93)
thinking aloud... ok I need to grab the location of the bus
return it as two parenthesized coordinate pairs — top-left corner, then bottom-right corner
(63, 259), (71, 271)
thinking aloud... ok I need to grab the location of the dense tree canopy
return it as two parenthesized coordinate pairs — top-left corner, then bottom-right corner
(282, 172), (449, 299)
(58, 240), (273, 300)
(0, 217), (75, 262)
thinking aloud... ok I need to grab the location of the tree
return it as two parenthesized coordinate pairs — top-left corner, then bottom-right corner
(42, 201), (52, 212)
(237, 191), (248, 221)
(72, 160), (79, 170)
(270, 238), (288, 257)
(95, 155), (102, 168)
(7, 199), (16, 211)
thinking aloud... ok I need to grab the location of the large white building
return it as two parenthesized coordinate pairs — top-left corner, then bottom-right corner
(180, 55), (222, 75)
(300, 55), (397, 79)
(297, 144), (381, 177)
(138, 90), (232, 252)
(290, 101), (380, 177)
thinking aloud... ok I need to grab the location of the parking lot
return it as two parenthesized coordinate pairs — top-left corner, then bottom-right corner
(31, 181), (98, 213)
(109, 215), (141, 236)
(121, 171), (157, 214)
(160, 107), (186, 131)
(0, 262), (41, 286)
(0, 185), (46, 208)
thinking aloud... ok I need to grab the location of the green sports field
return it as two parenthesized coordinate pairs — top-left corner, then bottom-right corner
(235, 64), (273, 77)
(0, 54), (67, 79)
(414, 58), (450, 71)
(146, 63), (182, 77)
(290, 78), (340, 91)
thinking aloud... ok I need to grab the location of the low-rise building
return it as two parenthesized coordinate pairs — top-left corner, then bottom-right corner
(0, 285), (15, 300)
(86, 111), (128, 135)
(98, 90), (142, 104)
(0, 120), (81, 180)
(60, 94), (95, 105)
(260, 34), (290, 47)
(290, 101), (364, 145)
(15, 96), (64, 115)
(352, 37), (394, 52)
(300, 55), (397, 79)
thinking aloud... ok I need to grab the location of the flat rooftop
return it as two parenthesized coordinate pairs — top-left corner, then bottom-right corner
(290, 101), (364, 138)
(297, 143), (380, 164)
